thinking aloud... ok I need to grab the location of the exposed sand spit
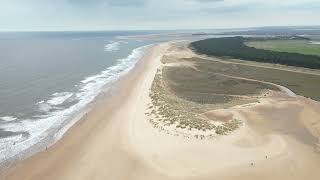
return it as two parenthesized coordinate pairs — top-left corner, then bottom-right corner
(221, 97), (320, 180)
(239, 97), (320, 145)
(128, 42), (320, 179)
(130, 109), (289, 177)
(130, 88), (320, 179)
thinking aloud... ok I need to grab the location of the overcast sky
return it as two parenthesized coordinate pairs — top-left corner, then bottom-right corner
(0, 0), (319, 31)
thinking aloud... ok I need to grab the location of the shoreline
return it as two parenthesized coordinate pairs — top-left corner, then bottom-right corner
(0, 42), (159, 170)
(0, 42), (170, 179)
(1, 40), (320, 180)
(0, 44), (154, 169)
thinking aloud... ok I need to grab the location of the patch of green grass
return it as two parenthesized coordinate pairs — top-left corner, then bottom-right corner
(163, 65), (278, 103)
(215, 119), (242, 135)
(148, 63), (246, 135)
(149, 70), (216, 132)
(185, 57), (320, 101)
(246, 40), (320, 57)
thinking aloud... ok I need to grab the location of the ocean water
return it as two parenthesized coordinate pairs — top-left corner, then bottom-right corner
(0, 31), (161, 164)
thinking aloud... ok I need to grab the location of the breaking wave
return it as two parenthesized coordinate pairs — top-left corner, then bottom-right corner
(0, 44), (152, 165)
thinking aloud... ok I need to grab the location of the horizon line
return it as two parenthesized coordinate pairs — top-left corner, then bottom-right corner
(1, 25), (320, 33)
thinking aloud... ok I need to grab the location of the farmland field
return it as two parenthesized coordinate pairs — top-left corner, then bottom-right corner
(246, 40), (320, 56)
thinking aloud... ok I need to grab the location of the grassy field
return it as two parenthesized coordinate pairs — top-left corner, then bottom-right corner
(148, 68), (244, 136)
(147, 56), (281, 136)
(148, 53), (320, 137)
(188, 57), (320, 101)
(163, 65), (278, 102)
(246, 40), (320, 56)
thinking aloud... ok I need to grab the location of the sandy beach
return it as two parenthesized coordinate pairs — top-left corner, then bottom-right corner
(1, 41), (320, 180)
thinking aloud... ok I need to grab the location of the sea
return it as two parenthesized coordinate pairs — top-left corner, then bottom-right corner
(0, 31), (171, 165)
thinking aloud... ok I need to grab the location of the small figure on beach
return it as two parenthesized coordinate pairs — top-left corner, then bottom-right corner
(251, 162), (254, 166)
(265, 155), (268, 159)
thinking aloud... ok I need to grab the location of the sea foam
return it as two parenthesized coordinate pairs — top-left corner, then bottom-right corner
(0, 44), (152, 165)
(47, 92), (73, 106)
(104, 41), (121, 52)
(0, 116), (17, 122)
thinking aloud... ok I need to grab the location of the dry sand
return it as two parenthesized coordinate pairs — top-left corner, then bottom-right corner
(1, 42), (320, 180)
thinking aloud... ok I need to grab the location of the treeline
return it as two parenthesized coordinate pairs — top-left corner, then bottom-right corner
(190, 37), (320, 69)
